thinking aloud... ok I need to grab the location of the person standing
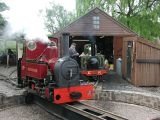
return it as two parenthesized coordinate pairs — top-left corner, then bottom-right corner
(69, 43), (79, 60)
(7, 49), (14, 67)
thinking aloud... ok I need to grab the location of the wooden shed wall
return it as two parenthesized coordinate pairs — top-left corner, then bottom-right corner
(63, 12), (132, 35)
(113, 36), (123, 70)
(122, 37), (160, 86)
(134, 38), (160, 86)
(54, 8), (135, 37)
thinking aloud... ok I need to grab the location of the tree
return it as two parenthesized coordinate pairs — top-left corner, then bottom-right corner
(45, 3), (76, 34)
(76, 0), (160, 41)
(76, 0), (116, 16)
(0, 2), (8, 33)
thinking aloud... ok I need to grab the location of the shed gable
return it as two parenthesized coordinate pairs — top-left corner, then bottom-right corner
(54, 8), (136, 37)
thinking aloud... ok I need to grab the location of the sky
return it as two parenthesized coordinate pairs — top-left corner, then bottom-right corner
(1, 0), (76, 41)
(3, 0), (76, 12)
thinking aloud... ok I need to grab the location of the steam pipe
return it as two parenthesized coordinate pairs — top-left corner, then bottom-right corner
(61, 33), (70, 57)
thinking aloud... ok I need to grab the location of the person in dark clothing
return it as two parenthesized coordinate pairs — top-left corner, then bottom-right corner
(7, 49), (15, 66)
(8, 49), (14, 57)
(69, 43), (79, 60)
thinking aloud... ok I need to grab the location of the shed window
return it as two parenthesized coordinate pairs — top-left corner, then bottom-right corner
(92, 16), (100, 30)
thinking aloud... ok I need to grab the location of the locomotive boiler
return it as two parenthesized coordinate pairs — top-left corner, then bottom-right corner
(17, 33), (94, 104)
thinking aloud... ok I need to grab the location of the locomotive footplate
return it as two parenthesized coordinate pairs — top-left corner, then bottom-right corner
(81, 69), (107, 76)
(27, 84), (94, 104)
(53, 84), (94, 104)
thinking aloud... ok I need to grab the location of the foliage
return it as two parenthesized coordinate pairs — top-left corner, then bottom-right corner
(0, 40), (16, 54)
(0, 2), (8, 32)
(45, 2), (76, 34)
(76, 0), (160, 41)
(76, 0), (113, 16)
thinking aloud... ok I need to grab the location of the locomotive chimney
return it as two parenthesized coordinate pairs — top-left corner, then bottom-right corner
(91, 43), (96, 56)
(89, 36), (96, 56)
(61, 33), (70, 57)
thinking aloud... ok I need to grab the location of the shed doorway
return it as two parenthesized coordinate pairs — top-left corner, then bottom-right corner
(70, 36), (114, 69)
(126, 41), (133, 80)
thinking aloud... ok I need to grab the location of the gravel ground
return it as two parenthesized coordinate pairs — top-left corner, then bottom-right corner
(0, 66), (24, 97)
(102, 71), (160, 96)
(83, 100), (160, 120)
(0, 66), (17, 77)
(0, 80), (24, 97)
(1, 66), (160, 120)
(0, 104), (61, 120)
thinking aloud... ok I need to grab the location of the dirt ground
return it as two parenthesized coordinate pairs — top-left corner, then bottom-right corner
(84, 100), (160, 120)
(0, 104), (61, 120)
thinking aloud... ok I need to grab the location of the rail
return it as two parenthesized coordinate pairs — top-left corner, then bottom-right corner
(34, 95), (127, 120)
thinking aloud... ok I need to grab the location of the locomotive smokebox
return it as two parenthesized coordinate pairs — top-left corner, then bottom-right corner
(61, 33), (70, 57)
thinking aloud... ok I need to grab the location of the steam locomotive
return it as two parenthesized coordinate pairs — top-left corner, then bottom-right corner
(80, 38), (108, 81)
(17, 33), (94, 104)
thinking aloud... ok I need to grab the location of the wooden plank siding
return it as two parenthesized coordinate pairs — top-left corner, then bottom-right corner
(135, 38), (160, 86)
(122, 37), (160, 86)
(54, 8), (136, 37)
(113, 36), (123, 70)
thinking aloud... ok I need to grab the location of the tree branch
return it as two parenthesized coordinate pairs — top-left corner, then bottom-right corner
(148, 0), (157, 8)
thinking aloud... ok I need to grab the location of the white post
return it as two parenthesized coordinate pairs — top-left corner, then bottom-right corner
(7, 54), (9, 67)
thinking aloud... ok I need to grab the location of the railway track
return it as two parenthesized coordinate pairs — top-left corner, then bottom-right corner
(34, 95), (127, 120)
(0, 69), (17, 86)
(0, 69), (126, 119)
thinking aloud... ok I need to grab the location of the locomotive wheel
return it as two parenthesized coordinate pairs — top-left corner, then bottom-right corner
(25, 93), (34, 104)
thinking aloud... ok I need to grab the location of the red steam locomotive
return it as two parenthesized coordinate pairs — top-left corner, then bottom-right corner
(17, 33), (94, 104)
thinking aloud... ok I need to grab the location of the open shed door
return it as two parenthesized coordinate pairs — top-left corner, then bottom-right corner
(122, 37), (136, 82)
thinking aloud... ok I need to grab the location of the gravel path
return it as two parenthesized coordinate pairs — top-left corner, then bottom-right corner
(84, 100), (160, 120)
(0, 104), (61, 120)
